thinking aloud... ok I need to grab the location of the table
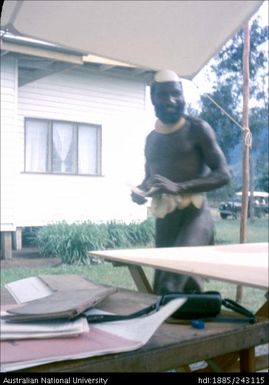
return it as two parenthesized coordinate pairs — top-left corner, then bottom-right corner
(1, 243), (268, 373)
(90, 242), (268, 293)
(1, 286), (268, 373)
(89, 242), (269, 372)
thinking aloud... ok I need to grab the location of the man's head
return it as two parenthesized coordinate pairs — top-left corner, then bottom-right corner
(150, 69), (185, 124)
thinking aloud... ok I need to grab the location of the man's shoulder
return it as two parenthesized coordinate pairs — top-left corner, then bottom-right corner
(185, 115), (214, 137)
(146, 129), (158, 139)
(185, 115), (210, 129)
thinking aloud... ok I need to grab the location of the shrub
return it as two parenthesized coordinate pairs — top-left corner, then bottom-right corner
(127, 220), (155, 246)
(105, 221), (131, 249)
(36, 218), (155, 265)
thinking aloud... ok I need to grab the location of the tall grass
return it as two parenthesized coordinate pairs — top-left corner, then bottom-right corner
(35, 219), (154, 264)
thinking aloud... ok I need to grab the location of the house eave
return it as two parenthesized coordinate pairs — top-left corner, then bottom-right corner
(1, 41), (84, 65)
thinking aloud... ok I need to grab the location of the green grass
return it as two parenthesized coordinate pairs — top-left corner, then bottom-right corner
(209, 216), (268, 312)
(214, 216), (268, 244)
(0, 263), (137, 292)
(1, 217), (268, 313)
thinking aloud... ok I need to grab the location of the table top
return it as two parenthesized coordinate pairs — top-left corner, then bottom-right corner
(90, 242), (268, 290)
(2, 288), (268, 372)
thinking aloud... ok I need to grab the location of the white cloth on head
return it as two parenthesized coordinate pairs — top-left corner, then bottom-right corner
(154, 69), (180, 83)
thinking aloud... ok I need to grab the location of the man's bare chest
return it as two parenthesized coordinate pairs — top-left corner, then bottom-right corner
(146, 130), (197, 161)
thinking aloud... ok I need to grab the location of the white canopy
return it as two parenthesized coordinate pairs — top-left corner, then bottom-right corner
(1, 0), (263, 79)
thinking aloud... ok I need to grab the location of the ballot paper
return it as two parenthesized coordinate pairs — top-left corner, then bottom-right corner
(0, 298), (185, 372)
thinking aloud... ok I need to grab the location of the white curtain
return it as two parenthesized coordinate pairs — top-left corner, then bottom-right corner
(53, 122), (73, 172)
(78, 124), (98, 174)
(25, 120), (48, 172)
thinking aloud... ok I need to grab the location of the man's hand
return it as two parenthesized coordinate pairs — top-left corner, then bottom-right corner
(148, 175), (181, 195)
(130, 184), (161, 204)
(131, 191), (147, 205)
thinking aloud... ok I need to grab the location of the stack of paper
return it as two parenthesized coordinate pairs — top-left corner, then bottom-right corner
(1, 298), (185, 372)
(1, 312), (89, 340)
(1, 274), (186, 372)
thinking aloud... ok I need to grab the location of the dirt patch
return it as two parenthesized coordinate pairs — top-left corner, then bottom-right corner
(1, 248), (61, 269)
(1, 257), (61, 269)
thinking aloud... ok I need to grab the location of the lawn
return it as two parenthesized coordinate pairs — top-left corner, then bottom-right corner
(1, 217), (268, 313)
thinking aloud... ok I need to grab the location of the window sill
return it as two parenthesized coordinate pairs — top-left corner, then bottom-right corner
(21, 172), (104, 177)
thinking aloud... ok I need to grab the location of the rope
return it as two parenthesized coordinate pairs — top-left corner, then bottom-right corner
(192, 82), (252, 148)
(243, 126), (253, 147)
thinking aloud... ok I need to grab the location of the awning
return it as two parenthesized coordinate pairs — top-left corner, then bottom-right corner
(1, 0), (263, 79)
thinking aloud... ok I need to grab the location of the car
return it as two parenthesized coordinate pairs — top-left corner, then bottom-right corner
(219, 191), (269, 219)
(219, 196), (242, 219)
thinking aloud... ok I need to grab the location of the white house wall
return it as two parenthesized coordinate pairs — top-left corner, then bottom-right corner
(15, 66), (151, 226)
(0, 56), (18, 231)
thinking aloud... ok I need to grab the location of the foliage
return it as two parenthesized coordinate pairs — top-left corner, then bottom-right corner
(200, 86), (241, 163)
(207, 183), (238, 202)
(210, 19), (268, 100)
(249, 103), (269, 191)
(256, 164), (269, 192)
(199, 17), (268, 188)
(36, 219), (155, 265)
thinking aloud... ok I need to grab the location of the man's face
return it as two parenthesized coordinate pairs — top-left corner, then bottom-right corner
(151, 81), (185, 124)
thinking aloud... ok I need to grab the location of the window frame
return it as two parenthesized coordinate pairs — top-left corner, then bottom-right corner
(24, 118), (102, 176)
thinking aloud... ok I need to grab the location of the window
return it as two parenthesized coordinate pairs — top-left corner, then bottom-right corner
(25, 118), (101, 175)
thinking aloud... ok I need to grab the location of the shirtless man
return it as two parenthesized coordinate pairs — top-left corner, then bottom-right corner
(131, 69), (231, 294)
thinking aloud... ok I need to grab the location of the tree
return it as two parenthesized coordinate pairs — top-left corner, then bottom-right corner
(256, 164), (269, 192)
(249, 102), (269, 189)
(199, 18), (268, 191)
(199, 85), (241, 163)
(210, 19), (268, 102)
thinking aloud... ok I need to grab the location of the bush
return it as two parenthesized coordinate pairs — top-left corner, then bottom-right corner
(36, 219), (155, 265)
(127, 220), (155, 246)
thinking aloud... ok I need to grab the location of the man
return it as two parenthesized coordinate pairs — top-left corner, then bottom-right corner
(131, 69), (231, 294)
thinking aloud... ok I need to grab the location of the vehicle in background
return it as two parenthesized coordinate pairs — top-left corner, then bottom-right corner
(218, 191), (269, 219)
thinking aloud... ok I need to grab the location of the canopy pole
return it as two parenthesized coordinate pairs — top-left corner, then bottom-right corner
(237, 21), (251, 302)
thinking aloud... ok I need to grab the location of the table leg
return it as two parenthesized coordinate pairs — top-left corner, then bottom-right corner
(256, 298), (268, 318)
(127, 265), (153, 293)
(239, 347), (256, 372)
